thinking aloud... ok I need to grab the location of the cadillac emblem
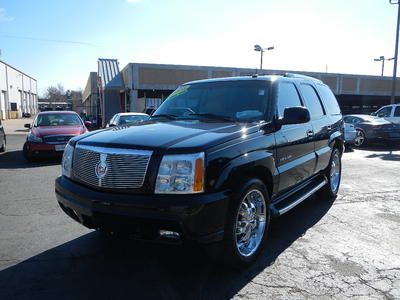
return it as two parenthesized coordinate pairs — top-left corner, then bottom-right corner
(95, 153), (108, 182)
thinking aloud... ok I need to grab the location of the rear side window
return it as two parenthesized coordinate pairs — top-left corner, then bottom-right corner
(276, 82), (302, 118)
(300, 84), (325, 119)
(318, 85), (341, 115)
(394, 106), (400, 117)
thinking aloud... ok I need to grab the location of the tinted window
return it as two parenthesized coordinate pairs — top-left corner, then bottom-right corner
(300, 84), (324, 119)
(118, 115), (150, 125)
(317, 85), (341, 115)
(276, 82), (302, 118)
(34, 114), (82, 126)
(394, 106), (400, 117)
(375, 106), (392, 117)
(154, 81), (270, 122)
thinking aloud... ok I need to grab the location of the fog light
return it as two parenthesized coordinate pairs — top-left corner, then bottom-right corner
(159, 230), (180, 239)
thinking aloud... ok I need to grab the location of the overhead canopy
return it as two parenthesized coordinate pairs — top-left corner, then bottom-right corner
(98, 58), (124, 90)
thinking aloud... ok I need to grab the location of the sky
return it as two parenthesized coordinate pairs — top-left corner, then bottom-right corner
(0, 0), (398, 96)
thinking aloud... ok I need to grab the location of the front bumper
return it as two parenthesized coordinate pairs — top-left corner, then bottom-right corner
(55, 176), (230, 243)
(25, 141), (66, 157)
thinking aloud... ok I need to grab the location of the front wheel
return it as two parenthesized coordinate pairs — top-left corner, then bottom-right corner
(208, 179), (270, 266)
(320, 148), (342, 199)
(0, 138), (5, 153)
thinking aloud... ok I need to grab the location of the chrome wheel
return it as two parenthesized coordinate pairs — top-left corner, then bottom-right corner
(235, 189), (267, 257)
(354, 130), (365, 146)
(330, 151), (341, 193)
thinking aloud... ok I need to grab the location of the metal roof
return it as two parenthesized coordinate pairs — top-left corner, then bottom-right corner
(98, 58), (124, 90)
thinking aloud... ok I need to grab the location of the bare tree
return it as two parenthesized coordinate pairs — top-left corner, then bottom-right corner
(45, 84), (66, 104)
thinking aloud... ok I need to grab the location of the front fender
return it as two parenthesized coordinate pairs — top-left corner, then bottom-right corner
(213, 150), (276, 192)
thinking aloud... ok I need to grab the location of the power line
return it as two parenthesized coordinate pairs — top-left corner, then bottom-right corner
(0, 34), (98, 47)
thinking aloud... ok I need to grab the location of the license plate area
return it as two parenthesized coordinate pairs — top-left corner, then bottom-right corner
(55, 144), (67, 151)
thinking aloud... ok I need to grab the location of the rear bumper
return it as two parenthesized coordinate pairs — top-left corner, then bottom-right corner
(55, 176), (230, 243)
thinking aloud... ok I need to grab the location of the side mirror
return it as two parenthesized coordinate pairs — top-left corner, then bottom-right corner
(280, 106), (311, 125)
(24, 123), (31, 129)
(84, 121), (92, 127)
(107, 123), (116, 127)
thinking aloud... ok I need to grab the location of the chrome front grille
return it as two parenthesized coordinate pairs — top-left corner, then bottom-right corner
(73, 145), (152, 189)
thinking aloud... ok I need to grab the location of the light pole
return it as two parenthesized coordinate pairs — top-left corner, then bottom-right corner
(390, 0), (400, 104)
(374, 56), (395, 76)
(254, 44), (274, 71)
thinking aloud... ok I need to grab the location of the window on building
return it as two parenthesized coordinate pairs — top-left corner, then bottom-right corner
(276, 82), (302, 118)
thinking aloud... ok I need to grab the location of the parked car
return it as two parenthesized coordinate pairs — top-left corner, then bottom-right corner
(106, 112), (150, 127)
(344, 122), (357, 148)
(343, 114), (400, 146)
(0, 119), (6, 153)
(371, 104), (400, 124)
(143, 107), (156, 116)
(55, 74), (344, 265)
(23, 111), (90, 161)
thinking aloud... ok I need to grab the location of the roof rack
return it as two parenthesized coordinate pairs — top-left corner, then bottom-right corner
(283, 73), (323, 83)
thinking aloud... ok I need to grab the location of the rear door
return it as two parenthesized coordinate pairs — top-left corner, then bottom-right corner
(298, 83), (332, 173)
(275, 81), (316, 193)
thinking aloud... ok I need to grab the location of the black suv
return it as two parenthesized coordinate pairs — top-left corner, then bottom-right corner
(55, 74), (344, 265)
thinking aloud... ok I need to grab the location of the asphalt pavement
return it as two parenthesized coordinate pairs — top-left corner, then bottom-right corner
(0, 135), (399, 299)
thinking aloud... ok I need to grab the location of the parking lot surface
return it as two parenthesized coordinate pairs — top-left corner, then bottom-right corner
(0, 135), (399, 299)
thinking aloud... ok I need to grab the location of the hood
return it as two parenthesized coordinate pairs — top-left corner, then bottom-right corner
(32, 125), (85, 137)
(76, 120), (260, 152)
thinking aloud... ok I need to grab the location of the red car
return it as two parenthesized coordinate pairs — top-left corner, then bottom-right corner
(23, 111), (90, 161)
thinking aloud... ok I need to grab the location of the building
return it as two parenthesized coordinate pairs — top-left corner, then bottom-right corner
(0, 60), (38, 119)
(82, 61), (400, 125)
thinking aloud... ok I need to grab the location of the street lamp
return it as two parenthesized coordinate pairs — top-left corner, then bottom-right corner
(374, 56), (395, 76)
(254, 44), (274, 71)
(389, 0), (400, 104)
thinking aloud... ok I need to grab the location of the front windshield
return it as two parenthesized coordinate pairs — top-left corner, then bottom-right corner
(153, 80), (270, 122)
(34, 113), (82, 127)
(119, 115), (150, 125)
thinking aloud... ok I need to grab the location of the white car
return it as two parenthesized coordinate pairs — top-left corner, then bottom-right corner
(372, 104), (400, 124)
(106, 112), (150, 127)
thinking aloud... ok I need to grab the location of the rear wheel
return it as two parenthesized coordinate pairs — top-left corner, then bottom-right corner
(354, 129), (365, 147)
(207, 179), (270, 266)
(320, 148), (342, 199)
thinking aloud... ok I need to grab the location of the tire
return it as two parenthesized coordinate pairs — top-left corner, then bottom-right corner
(207, 178), (270, 266)
(320, 148), (342, 199)
(0, 138), (5, 153)
(23, 142), (34, 162)
(354, 129), (366, 147)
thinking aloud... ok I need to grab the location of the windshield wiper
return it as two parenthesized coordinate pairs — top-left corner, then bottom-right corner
(186, 113), (236, 122)
(150, 114), (178, 120)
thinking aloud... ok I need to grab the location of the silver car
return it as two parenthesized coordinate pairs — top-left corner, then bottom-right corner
(344, 122), (357, 147)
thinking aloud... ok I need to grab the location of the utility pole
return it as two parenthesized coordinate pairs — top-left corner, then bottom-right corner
(390, 0), (400, 104)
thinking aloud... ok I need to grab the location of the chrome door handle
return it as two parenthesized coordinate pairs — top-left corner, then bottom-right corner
(307, 130), (314, 137)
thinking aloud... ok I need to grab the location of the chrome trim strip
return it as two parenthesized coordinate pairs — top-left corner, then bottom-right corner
(278, 178), (328, 215)
(76, 144), (153, 156)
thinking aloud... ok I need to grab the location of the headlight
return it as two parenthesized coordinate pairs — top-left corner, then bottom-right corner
(27, 132), (43, 142)
(155, 152), (205, 194)
(62, 143), (74, 178)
